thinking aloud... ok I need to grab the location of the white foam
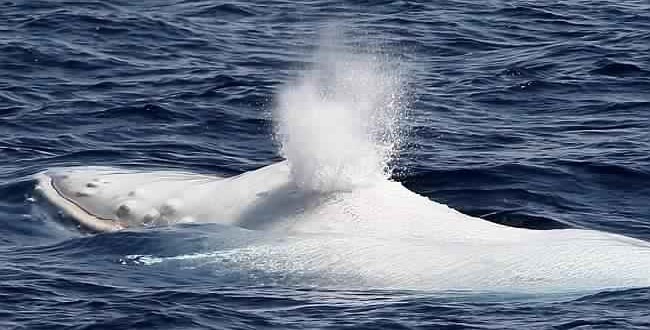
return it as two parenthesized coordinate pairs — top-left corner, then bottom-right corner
(275, 36), (407, 192)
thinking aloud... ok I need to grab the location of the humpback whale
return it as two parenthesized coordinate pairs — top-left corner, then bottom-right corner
(31, 41), (650, 291)
(33, 161), (650, 291)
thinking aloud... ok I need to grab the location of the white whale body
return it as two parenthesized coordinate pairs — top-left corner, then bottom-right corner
(34, 160), (650, 291)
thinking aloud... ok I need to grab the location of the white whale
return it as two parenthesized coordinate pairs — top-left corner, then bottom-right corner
(34, 160), (650, 292)
(32, 40), (650, 291)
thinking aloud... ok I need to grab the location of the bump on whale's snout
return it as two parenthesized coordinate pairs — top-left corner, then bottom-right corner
(34, 171), (125, 232)
(32, 166), (233, 232)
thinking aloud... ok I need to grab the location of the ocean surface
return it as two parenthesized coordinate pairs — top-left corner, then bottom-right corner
(2, 0), (650, 329)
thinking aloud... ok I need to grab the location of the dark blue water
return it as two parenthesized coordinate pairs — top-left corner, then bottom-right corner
(2, 0), (650, 328)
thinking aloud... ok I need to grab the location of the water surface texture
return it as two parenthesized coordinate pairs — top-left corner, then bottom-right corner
(2, 0), (650, 329)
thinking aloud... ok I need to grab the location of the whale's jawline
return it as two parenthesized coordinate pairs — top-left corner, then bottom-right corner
(34, 172), (125, 232)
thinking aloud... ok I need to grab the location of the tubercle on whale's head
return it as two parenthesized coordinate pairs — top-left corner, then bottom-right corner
(33, 172), (127, 233)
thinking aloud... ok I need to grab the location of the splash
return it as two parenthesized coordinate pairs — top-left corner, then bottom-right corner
(274, 36), (408, 192)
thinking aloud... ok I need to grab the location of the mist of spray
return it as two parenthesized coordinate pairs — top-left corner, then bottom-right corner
(275, 35), (408, 192)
